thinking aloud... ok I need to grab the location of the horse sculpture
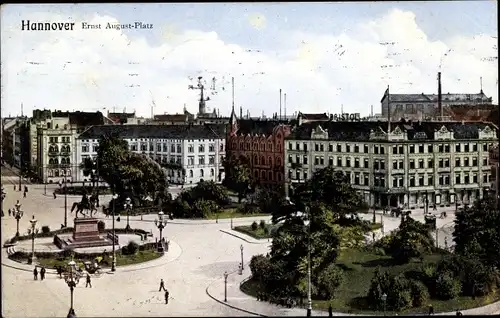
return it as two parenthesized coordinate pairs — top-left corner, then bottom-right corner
(71, 193), (98, 218)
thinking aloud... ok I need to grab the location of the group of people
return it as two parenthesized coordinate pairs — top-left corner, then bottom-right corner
(158, 279), (170, 304)
(12, 185), (28, 198)
(33, 266), (47, 280)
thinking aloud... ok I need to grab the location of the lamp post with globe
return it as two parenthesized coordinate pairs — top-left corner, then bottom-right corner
(154, 211), (167, 253)
(65, 260), (78, 317)
(111, 193), (118, 272)
(28, 215), (39, 265)
(14, 202), (23, 237)
(123, 197), (133, 231)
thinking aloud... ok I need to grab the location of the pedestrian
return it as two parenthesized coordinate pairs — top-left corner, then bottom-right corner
(159, 278), (166, 291)
(328, 304), (333, 317)
(40, 267), (46, 280)
(23, 191), (26, 198)
(8, 208), (11, 216)
(13, 185), (16, 191)
(57, 266), (62, 278)
(164, 290), (169, 304)
(86, 273), (92, 288)
(428, 304), (434, 315)
(456, 310), (463, 316)
(433, 204), (437, 211)
(33, 267), (38, 280)
(24, 186), (28, 193)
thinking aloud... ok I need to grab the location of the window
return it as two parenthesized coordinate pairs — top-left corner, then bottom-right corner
(140, 143), (147, 151)
(464, 158), (469, 166)
(438, 158), (444, 168)
(210, 168), (215, 177)
(346, 158), (351, 167)
(392, 146), (397, 154)
(314, 156), (319, 165)
(171, 144), (175, 153)
(409, 145), (415, 153)
(464, 173), (470, 184)
(296, 142), (300, 150)
(276, 157), (282, 166)
(438, 144), (444, 152)
(288, 155), (293, 164)
(81, 144), (89, 152)
(320, 156), (324, 165)
(354, 158), (360, 168)
(399, 160), (404, 169)
(483, 158), (488, 166)
(188, 156), (194, 166)
(483, 144), (488, 151)
(177, 144), (181, 153)
(200, 169), (204, 177)
(444, 144), (450, 153)
(392, 177), (398, 188)
(337, 144), (342, 152)
(303, 143), (308, 151)
(380, 146), (385, 155)
(209, 144), (215, 152)
(289, 143), (293, 150)
(428, 176), (433, 186)
(329, 157), (334, 166)
(410, 160), (415, 169)
(92, 144), (98, 152)
(157, 144), (162, 152)
(455, 144), (461, 152)
(354, 174), (360, 185)
(337, 158), (342, 167)
(380, 160), (385, 170)
(455, 158), (461, 167)
(149, 143), (154, 152)
(409, 176), (415, 187)
(455, 174), (461, 184)
(303, 156), (308, 165)
(444, 159), (450, 168)
(315, 144), (319, 152)
(428, 159), (434, 168)
(418, 175), (424, 186)
(393, 160), (398, 169)
(364, 145), (369, 153)
(472, 157), (478, 166)
(399, 145), (404, 154)
(428, 145), (433, 153)
(354, 145), (359, 153)
(416, 159), (423, 169)
(295, 170), (300, 180)
(320, 144), (324, 152)
(464, 144), (470, 152)
(364, 174), (369, 185)
(328, 144), (333, 152)
(364, 158), (369, 168)
(374, 160), (379, 170)
(473, 144), (478, 152)
(418, 144), (424, 153)
(374, 146), (379, 154)
(209, 155), (215, 165)
(473, 173), (477, 183)
(303, 171), (308, 179)
(346, 145), (350, 152)
(189, 170), (193, 178)
(268, 156), (273, 166)
(289, 170), (293, 179)
(399, 178), (404, 187)
(261, 156), (265, 165)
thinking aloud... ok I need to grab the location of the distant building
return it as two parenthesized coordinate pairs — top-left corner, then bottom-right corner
(226, 106), (291, 187)
(285, 119), (498, 208)
(107, 111), (139, 125)
(76, 123), (227, 185)
(381, 87), (493, 121)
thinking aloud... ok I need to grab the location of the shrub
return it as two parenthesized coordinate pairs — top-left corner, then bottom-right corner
(251, 221), (258, 231)
(121, 245), (128, 255)
(259, 220), (266, 230)
(126, 241), (139, 255)
(41, 226), (51, 234)
(409, 279), (429, 307)
(434, 271), (461, 300)
(97, 221), (105, 232)
(317, 264), (344, 299)
(250, 254), (271, 282)
(264, 226), (270, 235)
(387, 275), (412, 311)
(367, 268), (392, 310)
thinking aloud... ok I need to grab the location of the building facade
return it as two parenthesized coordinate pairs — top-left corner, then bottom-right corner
(381, 89), (493, 121)
(226, 109), (291, 186)
(285, 120), (498, 208)
(76, 124), (226, 185)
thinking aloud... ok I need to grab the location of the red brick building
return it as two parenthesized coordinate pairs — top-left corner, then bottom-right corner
(226, 109), (291, 186)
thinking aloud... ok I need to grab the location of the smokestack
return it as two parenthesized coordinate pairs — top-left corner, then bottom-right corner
(279, 89), (282, 120)
(438, 72), (443, 121)
(371, 105), (373, 117)
(284, 93), (287, 121)
(240, 106), (243, 119)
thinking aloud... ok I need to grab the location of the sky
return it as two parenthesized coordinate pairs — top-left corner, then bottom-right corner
(1, 2), (498, 118)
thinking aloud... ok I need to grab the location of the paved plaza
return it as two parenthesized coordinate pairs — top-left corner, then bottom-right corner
(1, 174), (498, 317)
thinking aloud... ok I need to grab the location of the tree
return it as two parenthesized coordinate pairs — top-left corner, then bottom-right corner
(223, 155), (253, 203)
(317, 264), (344, 300)
(173, 181), (229, 218)
(389, 217), (434, 264)
(453, 197), (500, 268)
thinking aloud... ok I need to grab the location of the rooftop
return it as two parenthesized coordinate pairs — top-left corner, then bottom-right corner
(78, 123), (227, 140)
(287, 120), (497, 141)
(235, 119), (291, 136)
(382, 91), (491, 104)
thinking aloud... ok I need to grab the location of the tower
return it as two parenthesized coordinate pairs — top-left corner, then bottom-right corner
(188, 76), (210, 116)
(229, 77), (238, 136)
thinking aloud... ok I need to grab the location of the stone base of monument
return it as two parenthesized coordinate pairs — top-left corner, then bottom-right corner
(55, 218), (115, 249)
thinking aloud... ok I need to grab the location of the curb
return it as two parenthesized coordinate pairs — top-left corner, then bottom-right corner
(219, 229), (270, 245)
(1, 240), (183, 274)
(205, 263), (266, 317)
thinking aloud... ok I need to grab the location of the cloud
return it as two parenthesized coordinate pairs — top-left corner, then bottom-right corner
(1, 8), (497, 118)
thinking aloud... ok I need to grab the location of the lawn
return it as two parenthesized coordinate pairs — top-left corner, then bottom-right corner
(241, 248), (500, 314)
(233, 225), (273, 239)
(35, 249), (161, 269)
(206, 208), (270, 220)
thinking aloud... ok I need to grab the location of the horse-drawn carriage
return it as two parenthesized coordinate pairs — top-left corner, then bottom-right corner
(424, 213), (437, 230)
(83, 260), (103, 277)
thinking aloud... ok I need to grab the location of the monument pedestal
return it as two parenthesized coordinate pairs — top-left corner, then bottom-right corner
(55, 218), (113, 249)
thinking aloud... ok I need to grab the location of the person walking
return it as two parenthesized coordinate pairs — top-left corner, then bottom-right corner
(23, 191), (26, 198)
(164, 290), (169, 304)
(40, 267), (46, 281)
(8, 208), (11, 216)
(53, 191), (57, 199)
(33, 267), (38, 280)
(159, 279), (166, 291)
(86, 273), (92, 288)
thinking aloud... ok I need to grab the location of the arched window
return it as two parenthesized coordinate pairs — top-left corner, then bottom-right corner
(267, 142), (272, 151)
(48, 170), (53, 177)
(200, 169), (204, 177)
(239, 142), (244, 150)
(261, 156), (266, 165)
(66, 158), (71, 164)
(210, 168), (215, 177)
(66, 169), (71, 176)
(61, 158), (66, 165)
(49, 158), (54, 165)
(246, 142), (250, 150)
(276, 157), (282, 166)
(261, 171), (266, 180)
(189, 170), (193, 178)
(54, 170), (60, 177)
(268, 156), (272, 166)
(254, 155), (258, 165)
(254, 170), (259, 178)
(54, 145), (59, 152)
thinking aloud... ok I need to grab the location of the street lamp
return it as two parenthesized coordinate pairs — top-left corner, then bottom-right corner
(123, 197), (133, 231)
(28, 215), (39, 265)
(65, 260), (78, 317)
(240, 244), (244, 270)
(224, 271), (229, 302)
(381, 293), (387, 316)
(154, 211), (167, 253)
(14, 202), (23, 237)
(111, 193), (118, 272)
(304, 206), (312, 318)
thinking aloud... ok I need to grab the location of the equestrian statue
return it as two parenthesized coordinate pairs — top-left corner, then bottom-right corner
(71, 193), (98, 218)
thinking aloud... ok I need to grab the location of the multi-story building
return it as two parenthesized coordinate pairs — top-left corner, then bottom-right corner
(381, 88), (493, 121)
(35, 111), (109, 183)
(76, 124), (227, 185)
(2, 117), (24, 167)
(285, 120), (498, 208)
(226, 107), (291, 187)
(490, 144), (499, 200)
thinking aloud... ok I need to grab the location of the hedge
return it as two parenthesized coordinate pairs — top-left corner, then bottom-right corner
(5, 227), (74, 245)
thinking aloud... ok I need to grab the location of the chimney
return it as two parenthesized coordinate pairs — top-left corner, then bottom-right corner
(438, 72), (443, 121)
(279, 89), (282, 120)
